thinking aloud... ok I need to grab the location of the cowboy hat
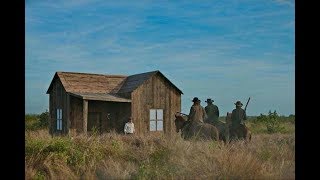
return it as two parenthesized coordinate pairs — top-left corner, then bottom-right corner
(192, 97), (200, 102)
(234, 101), (243, 106)
(205, 98), (214, 103)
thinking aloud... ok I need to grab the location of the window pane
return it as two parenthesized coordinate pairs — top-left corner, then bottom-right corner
(60, 120), (63, 130)
(150, 109), (156, 120)
(57, 119), (59, 130)
(157, 109), (163, 120)
(150, 121), (156, 131)
(157, 120), (163, 131)
(57, 109), (60, 119)
(60, 109), (62, 120)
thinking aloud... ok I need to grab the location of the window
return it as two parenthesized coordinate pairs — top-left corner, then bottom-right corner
(150, 109), (163, 131)
(57, 108), (62, 130)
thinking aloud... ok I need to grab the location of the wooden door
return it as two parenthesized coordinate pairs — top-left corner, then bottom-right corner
(88, 112), (102, 132)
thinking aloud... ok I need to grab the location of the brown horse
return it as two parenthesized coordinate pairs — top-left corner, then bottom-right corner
(226, 112), (252, 142)
(174, 113), (219, 141)
(204, 119), (229, 143)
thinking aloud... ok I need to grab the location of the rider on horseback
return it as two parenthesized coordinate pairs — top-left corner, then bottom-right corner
(204, 98), (219, 125)
(188, 97), (207, 123)
(230, 101), (247, 139)
(184, 97), (207, 134)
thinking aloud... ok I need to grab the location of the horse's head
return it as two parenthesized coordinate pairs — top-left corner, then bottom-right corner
(175, 113), (187, 133)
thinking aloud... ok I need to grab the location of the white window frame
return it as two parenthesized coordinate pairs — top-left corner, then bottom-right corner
(149, 109), (163, 131)
(56, 108), (62, 130)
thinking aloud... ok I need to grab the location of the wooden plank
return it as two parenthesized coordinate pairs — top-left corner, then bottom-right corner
(136, 90), (141, 135)
(131, 91), (136, 134)
(54, 80), (58, 134)
(171, 87), (176, 135)
(52, 81), (57, 134)
(82, 95), (131, 102)
(66, 93), (70, 133)
(62, 87), (66, 134)
(160, 76), (167, 134)
(138, 90), (142, 135)
(70, 92), (132, 102)
(49, 93), (53, 135)
(70, 96), (81, 131)
(83, 99), (88, 134)
(144, 82), (150, 135)
(68, 87), (119, 93)
(166, 84), (171, 135)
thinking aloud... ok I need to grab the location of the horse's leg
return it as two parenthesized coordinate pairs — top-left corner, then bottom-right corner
(230, 126), (238, 141)
(243, 126), (251, 144)
(225, 126), (230, 143)
(237, 125), (245, 140)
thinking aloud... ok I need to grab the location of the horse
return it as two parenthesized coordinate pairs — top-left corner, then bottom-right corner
(204, 118), (229, 143)
(225, 112), (252, 142)
(174, 113), (219, 141)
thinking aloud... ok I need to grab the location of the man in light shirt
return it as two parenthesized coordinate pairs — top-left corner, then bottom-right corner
(124, 117), (135, 135)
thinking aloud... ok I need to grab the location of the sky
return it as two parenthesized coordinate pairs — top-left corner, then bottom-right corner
(26, 0), (295, 116)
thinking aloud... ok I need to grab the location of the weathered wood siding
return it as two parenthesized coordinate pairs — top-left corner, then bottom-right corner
(69, 96), (83, 133)
(69, 99), (131, 133)
(88, 101), (131, 133)
(131, 74), (181, 136)
(49, 78), (69, 135)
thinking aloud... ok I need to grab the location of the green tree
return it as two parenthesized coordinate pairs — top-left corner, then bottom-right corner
(38, 110), (49, 128)
(25, 110), (49, 131)
(256, 110), (284, 133)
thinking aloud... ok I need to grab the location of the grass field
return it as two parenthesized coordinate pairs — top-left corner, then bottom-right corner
(25, 118), (295, 179)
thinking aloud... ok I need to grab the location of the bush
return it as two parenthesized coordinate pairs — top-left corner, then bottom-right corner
(25, 110), (49, 131)
(257, 110), (284, 133)
(38, 110), (49, 128)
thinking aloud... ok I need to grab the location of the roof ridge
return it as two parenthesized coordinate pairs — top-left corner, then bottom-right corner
(128, 70), (159, 77)
(57, 71), (128, 77)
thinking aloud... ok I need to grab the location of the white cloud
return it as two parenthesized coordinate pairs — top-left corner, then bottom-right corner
(26, 0), (295, 115)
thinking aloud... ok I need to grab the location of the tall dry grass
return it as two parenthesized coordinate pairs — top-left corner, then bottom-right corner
(25, 130), (294, 179)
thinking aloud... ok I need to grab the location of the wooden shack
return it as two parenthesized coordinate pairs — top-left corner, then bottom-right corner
(46, 70), (183, 136)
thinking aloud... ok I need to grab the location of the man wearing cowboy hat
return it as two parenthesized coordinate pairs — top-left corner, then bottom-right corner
(188, 97), (207, 123)
(204, 98), (219, 125)
(231, 101), (247, 131)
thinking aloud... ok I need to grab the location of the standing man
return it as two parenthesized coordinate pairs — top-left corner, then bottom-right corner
(230, 101), (247, 138)
(204, 98), (219, 125)
(188, 97), (207, 123)
(124, 117), (135, 135)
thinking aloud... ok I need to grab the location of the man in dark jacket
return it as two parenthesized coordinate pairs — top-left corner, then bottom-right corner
(204, 98), (219, 125)
(231, 101), (247, 138)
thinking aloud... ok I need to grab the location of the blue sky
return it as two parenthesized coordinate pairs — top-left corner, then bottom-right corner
(26, 0), (295, 116)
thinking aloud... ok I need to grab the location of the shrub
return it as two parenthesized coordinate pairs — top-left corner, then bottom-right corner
(25, 110), (49, 131)
(38, 110), (49, 128)
(256, 110), (285, 134)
